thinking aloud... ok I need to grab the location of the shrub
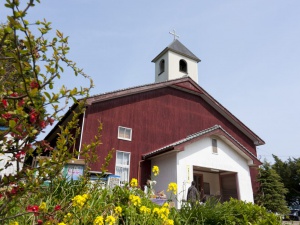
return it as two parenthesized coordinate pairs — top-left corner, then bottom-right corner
(176, 197), (282, 225)
(3, 177), (283, 225)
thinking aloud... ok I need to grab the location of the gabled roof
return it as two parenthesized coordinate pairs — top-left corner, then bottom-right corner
(142, 125), (261, 166)
(45, 77), (264, 147)
(85, 76), (202, 105)
(85, 77), (264, 146)
(152, 39), (201, 63)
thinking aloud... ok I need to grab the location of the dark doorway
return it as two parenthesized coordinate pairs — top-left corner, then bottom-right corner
(193, 174), (204, 200)
(220, 173), (238, 202)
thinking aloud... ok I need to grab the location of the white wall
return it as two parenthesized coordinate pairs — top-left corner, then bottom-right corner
(154, 51), (199, 83)
(0, 134), (25, 177)
(151, 153), (177, 201)
(177, 137), (254, 204)
(0, 153), (25, 177)
(168, 51), (198, 83)
(155, 54), (169, 83)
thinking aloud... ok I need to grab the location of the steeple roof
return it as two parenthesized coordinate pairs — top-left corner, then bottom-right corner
(152, 39), (201, 63)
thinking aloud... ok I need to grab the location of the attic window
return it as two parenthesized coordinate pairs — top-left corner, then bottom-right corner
(212, 138), (218, 154)
(159, 59), (165, 75)
(118, 126), (132, 141)
(179, 59), (187, 73)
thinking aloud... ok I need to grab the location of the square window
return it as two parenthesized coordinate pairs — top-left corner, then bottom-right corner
(118, 126), (132, 141)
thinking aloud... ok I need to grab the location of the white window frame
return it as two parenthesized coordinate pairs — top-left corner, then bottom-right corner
(118, 126), (132, 141)
(212, 138), (218, 154)
(115, 151), (131, 185)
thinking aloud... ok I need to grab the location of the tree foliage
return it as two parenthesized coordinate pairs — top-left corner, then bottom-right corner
(255, 161), (289, 214)
(272, 155), (300, 205)
(0, 0), (99, 221)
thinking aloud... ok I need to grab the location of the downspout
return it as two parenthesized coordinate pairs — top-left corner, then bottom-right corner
(77, 110), (86, 160)
(138, 160), (143, 187)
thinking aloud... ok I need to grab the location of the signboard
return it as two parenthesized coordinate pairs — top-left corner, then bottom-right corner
(186, 165), (191, 183)
(107, 175), (121, 189)
(62, 159), (85, 181)
(32, 157), (85, 181)
(63, 164), (85, 180)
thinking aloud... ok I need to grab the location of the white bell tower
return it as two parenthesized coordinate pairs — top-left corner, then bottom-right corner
(152, 32), (201, 83)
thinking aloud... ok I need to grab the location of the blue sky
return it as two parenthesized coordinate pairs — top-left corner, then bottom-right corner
(1, 1), (300, 163)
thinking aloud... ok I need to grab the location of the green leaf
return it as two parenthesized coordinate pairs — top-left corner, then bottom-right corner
(4, 0), (13, 8)
(9, 119), (16, 128)
(44, 92), (51, 100)
(4, 26), (12, 34)
(56, 30), (63, 38)
(70, 87), (77, 95)
(2, 176), (8, 184)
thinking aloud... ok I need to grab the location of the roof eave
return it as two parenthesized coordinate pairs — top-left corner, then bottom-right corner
(45, 77), (264, 147)
(142, 146), (178, 160)
(142, 125), (262, 165)
(43, 103), (80, 142)
(151, 48), (201, 63)
(198, 92), (265, 146)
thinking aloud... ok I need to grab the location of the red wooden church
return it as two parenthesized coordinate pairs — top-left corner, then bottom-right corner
(45, 39), (264, 205)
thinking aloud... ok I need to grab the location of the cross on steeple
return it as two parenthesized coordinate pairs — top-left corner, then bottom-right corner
(169, 29), (179, 40)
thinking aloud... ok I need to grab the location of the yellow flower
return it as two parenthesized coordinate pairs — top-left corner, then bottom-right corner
(39, 202), (47, 211)
(58, 223), (66, 225)
(152, 207), (160, 215)
(159, 207), (170, 219)
(9, 222), (18, 225)
(114, 206), (122, 215)
(72, 194), (88, 208)
(94, 215), (104, 225)
(164, 219), (174, 225)
(167, 182), (177, 195)
(162, 202), (169, 208)
(130, 178), (138, 187)
(105, 215), (116, 225)
(140, 205), (151, 214)
(152, 165), (159, 176)
(82, 193), (89, 199)
(129, 194), (141, 206)
(63, 213), (73, 223)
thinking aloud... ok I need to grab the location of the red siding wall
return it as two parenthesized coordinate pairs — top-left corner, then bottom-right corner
(81, 87), (257, 181)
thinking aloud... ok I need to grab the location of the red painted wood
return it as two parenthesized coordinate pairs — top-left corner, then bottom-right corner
(81, 87), (258, 182)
